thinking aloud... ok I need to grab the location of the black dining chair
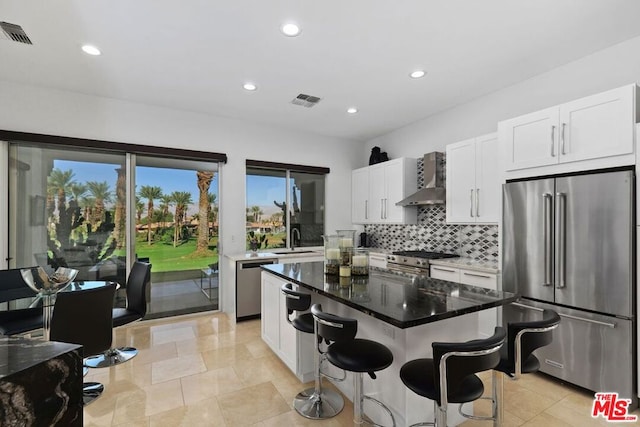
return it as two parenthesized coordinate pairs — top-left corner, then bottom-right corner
(84, 261), (151, 368)
(49, 282), (117, 405)
(0, 267), (43, 336)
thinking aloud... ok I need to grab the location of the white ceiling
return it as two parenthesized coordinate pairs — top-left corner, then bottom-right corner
(2, 1), (640, 142)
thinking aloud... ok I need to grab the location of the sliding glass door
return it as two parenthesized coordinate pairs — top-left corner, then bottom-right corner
(135, 156), (219, 318)
(5, 142), (221, 317)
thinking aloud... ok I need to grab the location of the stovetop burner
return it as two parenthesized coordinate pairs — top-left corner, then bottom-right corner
(392, 250), (458, 260)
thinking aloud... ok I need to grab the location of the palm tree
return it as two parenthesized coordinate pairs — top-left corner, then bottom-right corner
(208, 192), (217, 235)
(139, 185), (163, 245)
(196, 171), (214, 253)
(251, 205), (261, 222)
(86, 181), (113, 225)
(113, 167), (127, 249)
(135, 196), (144, 223)
(69, 183), (87, 202)
(47, 169), (76, 248)
(159, 194), (173, 228)
(80, 196), (95, 223)
(170, 191), (192, 247)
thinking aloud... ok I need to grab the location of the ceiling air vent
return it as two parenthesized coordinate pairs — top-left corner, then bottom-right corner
(291, 93), (322, 108)
(0, 22), (33, 45)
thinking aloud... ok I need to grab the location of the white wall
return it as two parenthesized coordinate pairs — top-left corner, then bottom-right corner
(365, 35), (640, 158)
(0, 80), (363, 313)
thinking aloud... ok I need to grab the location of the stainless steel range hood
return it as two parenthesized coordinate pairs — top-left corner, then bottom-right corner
(396, 152), (446, 206)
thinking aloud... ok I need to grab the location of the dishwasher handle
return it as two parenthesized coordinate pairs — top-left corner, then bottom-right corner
(239, 260), (276, 269)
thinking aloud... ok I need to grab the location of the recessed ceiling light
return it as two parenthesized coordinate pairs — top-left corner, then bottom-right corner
(281, 23), (301, 37)
(81, 45), (101, 56)
(243, 82), (257, 91)
(410, 70), (426, 79)
(347, 107), (358, 114)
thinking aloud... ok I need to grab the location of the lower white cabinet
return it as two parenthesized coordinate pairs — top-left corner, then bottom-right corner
(430, 265), (498, 338)
(261, 272), (314, 382)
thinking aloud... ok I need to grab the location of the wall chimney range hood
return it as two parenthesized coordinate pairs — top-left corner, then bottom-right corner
(396, 152), (446, 206)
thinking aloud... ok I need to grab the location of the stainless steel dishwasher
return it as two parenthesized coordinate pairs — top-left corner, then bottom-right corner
(236, 258), (277, 321)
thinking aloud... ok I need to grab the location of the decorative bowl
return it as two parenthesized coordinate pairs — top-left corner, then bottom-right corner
(20, 266), (79, 293)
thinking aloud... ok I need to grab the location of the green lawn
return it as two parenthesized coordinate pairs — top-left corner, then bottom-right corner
(132, 238), (218, 273)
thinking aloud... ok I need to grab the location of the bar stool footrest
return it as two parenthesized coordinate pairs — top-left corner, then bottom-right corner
(458, 397), (496, 421)
(360, 395), (396, 427)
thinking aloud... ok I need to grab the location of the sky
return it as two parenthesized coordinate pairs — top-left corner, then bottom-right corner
(54, 160), (284, 215)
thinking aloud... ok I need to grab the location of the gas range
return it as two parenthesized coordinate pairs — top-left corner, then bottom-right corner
(386, 250), (458, 275)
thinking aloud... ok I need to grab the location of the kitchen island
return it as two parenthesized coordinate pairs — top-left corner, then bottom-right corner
(261, 262), (517, 426)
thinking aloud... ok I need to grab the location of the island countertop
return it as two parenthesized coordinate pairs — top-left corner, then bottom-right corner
(262, 262), (517, 329)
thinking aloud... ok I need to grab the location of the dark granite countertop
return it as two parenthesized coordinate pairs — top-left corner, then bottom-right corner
(262, 262), (518, 329)
(0, 337), (82, 379)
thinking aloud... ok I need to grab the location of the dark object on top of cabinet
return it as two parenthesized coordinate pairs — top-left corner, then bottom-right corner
(369, 147), (389, 165)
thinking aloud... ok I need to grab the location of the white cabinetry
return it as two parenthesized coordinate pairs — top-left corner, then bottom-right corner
(446, 133), (499, 224)
(261, 272), (313, 381)
(351, 158), (417, 224)
(501, 85), (637, 172)
(430, 265), (498, 338)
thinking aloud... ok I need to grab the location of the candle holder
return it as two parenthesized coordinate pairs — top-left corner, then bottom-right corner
(351, 248), (369, 276)
(323, 234), (341, 275)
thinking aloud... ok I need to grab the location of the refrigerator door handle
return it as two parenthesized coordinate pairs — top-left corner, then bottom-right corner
(512, 302), (544, 312)
(556, 192), (566, 289)
(543, 193), (553, 286)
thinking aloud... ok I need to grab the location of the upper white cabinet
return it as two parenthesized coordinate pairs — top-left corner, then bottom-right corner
(446, 133), (499, 224)
(351, 157), (417, 224)
(501, 85), (637, 172)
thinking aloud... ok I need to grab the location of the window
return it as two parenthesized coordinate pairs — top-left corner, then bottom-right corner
(246, 161), (328, 250)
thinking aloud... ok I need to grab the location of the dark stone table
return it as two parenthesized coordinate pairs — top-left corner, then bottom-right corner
(0, 337), (83, 426)
(263, 262), (518, 328)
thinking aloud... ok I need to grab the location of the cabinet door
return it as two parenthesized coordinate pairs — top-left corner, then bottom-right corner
(446, 138), (477, 223)
(384, 159), (405, 223)
(559, 85), (635, 164)
(351, 168), (369, 224)
(368, 164), (386, 222)
(261, 273), (281, 350)
(502, 106), (560, 171)
(475, 133), (500, 223)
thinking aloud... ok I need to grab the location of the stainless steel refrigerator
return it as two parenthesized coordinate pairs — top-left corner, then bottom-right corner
(502, 169), (636, 405)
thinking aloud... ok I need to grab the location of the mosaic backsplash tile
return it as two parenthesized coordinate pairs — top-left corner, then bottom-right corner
(364, 158), (499, 263)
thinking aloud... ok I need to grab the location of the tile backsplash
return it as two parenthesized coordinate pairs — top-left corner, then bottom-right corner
(364, 158), (499, 263)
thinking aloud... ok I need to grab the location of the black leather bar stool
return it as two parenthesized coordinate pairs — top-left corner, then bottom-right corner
(281, 283), (345, 420)
(50, 283), (117, 406)
(485, 309), (560, 425)
(311, 304), (396, 426)
(0, 267), (43, 337)
(85, 261), (151, 368)
(400, 327), (506, 427)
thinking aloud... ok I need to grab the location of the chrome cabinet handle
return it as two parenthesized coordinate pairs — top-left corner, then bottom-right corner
(470, 189), (474, 217)
(475, 188), (480, 217)
(432, 266), (457, 273)
(462, 271), (490, 279)
(556, 192), (566, 289)
(561, 123), (566, 155)
(544, 359), (565, 369)
(550, 125), (556, 157)
(365, 200), (368, 220)
(381, 198), (384, 220)
(384, 198), (388, 219)
(542, 193), (553, 286)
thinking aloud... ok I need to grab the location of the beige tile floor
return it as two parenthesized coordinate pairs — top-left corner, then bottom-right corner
(84, 312), (640, 426)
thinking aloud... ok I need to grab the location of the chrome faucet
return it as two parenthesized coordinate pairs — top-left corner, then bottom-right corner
(291, 228), (301, 250)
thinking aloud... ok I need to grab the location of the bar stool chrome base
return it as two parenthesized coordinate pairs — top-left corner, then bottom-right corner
(294, 387), (344, 419)
(82, 382), (105, 406)
(84, 346), (138, 368)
